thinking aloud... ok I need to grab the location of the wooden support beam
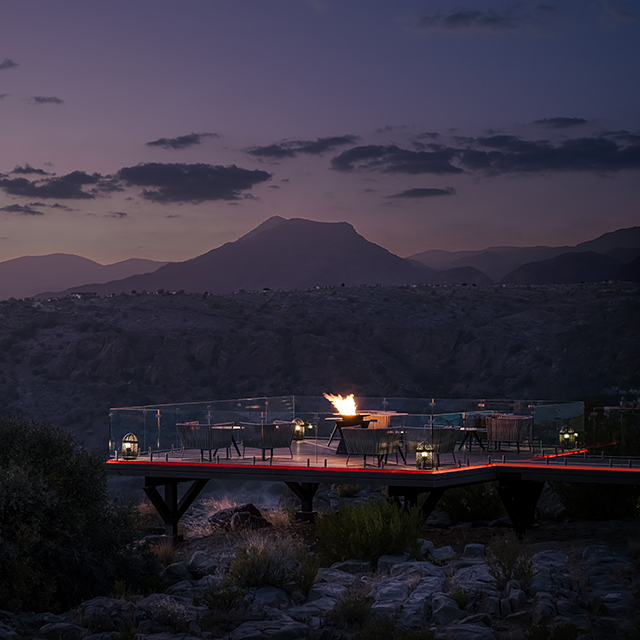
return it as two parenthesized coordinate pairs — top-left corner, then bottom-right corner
(143, 477), (209, 540)
(388, 485), (446, 519)
(285, 481), (319, 520)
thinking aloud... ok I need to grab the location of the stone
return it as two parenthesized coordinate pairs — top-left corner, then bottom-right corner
(38, 623), (88, 640)
(432, 594), (465, 625)
(507, 588), (527, 611)
(208, 503), (271, 531)
(285, 597), (338, 623)
(188, 550), (217, 577)
(395, 576), (446, 629)
(389, 561), (444, 579)
(159, 561), (193, 588)
(329, 560), (373, 574)
(463, 543), (485, 559)
(231, 511), (273, 531)
(418, 539), (436, 557)
(556, 598), (587, 617)
(499, 598), (511, 617)
(317, 567), (358, 586)
(436, 624), (496, 640)
(455, 563), (499, 598)
(532, 592), (556, 624)
(459, 613), (492, 626)
(0, 623), (18, 640)
(432, 546), (455, 564)
(377, 553), (410, 574)
(477, 596), (500, 617)
(427, 511), (451, 528)
(253, 587), (291, 609)
(307, 583), (349, 602)
(370, 576), (415, 616)
(228, 618), (309, 640)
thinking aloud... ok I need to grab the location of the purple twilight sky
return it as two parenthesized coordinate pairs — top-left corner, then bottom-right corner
(1, 0), (639, 264)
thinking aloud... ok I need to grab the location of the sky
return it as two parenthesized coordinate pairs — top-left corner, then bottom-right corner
(1, 0), (639, 264)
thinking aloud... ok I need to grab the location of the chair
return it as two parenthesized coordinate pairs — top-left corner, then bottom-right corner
(341, 427), (405, 466)
(486, 415), (532, 453)
(239, 422), (296, 460)
(403, 426), (459, 465)
(176, 422), (238, 460)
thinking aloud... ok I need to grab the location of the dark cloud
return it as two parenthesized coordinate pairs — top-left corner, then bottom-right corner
(387, 187), (456, 199)
(117, 162), (272, 203)
(376, 125), (410, 134)
(603, 1), (635, 22)
(145, 132), (219, 150)
(330, 144), (463, 174)
(0, 171), (103, 200)
(28, 201), (75, 211)
(30, 96), (64, 105)
(461, 135), (640, 174)
(415, 132), (441, 140)
(533, 117), (589, 129)
(0, 94), (10, 100)
(10, 164), (50, 175)
(107, 211), (128, 218)
(601, 130), (640, 143)
(0, 203), (43, 216)
(247, 135), (360, 159)
(0, 58), (18, 71)
(419, 8), (517, 31)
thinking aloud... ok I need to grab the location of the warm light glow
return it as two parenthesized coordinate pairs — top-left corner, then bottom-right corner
(324, 393), (357, 415)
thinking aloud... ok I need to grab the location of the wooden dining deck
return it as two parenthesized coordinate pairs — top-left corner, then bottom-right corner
(106, 436), (640, 539)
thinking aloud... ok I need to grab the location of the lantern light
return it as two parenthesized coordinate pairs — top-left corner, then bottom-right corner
(122, 433), (139, 460)
(415, 442), (435, 470)
(293, 418), (305, 441)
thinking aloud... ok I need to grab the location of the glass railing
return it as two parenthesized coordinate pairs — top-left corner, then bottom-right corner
(108, 395), (586, 459)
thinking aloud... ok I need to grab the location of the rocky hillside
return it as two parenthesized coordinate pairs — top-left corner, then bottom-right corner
(1, 282), (638, 452)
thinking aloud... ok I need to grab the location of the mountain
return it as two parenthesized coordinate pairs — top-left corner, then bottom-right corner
(0, 254), (166, 300)
(616, 255), (640, 282)
(500, 252), (623, 285)
(39, 217), (450, 297)
(408, 226), (640, 281)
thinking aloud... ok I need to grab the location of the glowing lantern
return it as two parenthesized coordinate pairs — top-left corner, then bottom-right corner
(293, 418), (305, 441)
(415, 442), (435, 470)
(122, 433), (139, 460)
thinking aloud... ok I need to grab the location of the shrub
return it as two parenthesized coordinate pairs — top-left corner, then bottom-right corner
(326, 591), (372, 629)
(195, 583), (248, 629)
(437, 482), (505, 523)
(337, 484), (363, 498)
(448, 586), (470, 610)
(551, 482), (640, 520)
(316, 498), (424, 565)
(485, 532), (533, 590)
(0, 417), (151, 612)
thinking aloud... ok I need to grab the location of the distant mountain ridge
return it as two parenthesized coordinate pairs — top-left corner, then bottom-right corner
(0, 254), (167, 300)
(38, 217), (492, 297)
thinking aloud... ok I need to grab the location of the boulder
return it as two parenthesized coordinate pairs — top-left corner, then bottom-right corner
(253, 587), (291, 609)
(159, 561), (193, 588)
(455, 563), (499, 598)
(317, 567), (358, 586)
(377, 554), (410, 574)
(285, 597), (338, 623)
(396, 576), (446, 629)
(329, 560), (373, 574)
(208, 503), (272, 531)
(418, 538), (436, 557)
(188, 550), (217, 577)
(532, 592), (556, 624)
(389, 561), (444, 580)
(463, 543), (485, 559)
(228, 617), (309, 640)
(307, 583), (349, 602)
(432, 594), (465, 625)
(432, 546), (455, 564)
(37, 623), (88, 640)
(436, 624), (497, 640)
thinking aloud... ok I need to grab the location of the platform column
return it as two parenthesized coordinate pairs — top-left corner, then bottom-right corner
(496, 474), (544, 536)
(285, 481), (319, 522)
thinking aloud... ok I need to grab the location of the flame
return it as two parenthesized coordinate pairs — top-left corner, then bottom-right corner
(324, 393), (357, 416)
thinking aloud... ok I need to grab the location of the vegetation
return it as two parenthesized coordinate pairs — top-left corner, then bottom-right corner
(485, 531), (533, 590)
(0, 417), (154, 613)
(437, 482), (505, 523)
(552, 482), (640, 520)
(316, 498), (424, 565)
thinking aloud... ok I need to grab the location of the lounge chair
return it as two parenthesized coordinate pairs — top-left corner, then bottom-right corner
(239, 421), (296, 460)
(176, 422), (238, 460)
(403, 426), (459, 465)
(341, 426), (405, 466)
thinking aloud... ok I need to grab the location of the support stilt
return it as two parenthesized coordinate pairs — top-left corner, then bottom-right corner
(285, 481), (319, 522)
(143, 477), (209, 540)
(496, 474), (544, 536)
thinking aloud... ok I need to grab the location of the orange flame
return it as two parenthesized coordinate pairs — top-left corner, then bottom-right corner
(324, 393), (357, 416)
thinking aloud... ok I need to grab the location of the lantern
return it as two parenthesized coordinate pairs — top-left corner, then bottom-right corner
(293, 418), (305, 441)
(559, 427), (577, 450)
(415, 442), (435, 470)
(122, 433), (139, 460)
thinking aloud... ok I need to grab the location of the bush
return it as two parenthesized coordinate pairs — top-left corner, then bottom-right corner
(437, 482), (505, 523)
(551, 482), (640, 520)
(0, 417), (150, 612)
(316, 498), (424, 565)
(485, 532), (533, 590)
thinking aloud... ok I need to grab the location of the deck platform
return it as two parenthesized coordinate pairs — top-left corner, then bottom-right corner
(106, 438), (640, 538)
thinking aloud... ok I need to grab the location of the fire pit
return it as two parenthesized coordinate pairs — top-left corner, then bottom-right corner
(324, 393), (371, 451)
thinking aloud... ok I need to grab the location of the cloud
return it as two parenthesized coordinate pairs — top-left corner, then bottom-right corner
(117, 162), (272, 203)
(603, 1), (635, 22)
(30, 96), (64, 105)
(0, 171), (104, 199)
(28, 201), (75, 211)
(247, 135), (360, 159)
(106, 211), (128, 218)
(419, 8), (518, 31)
(387, 187), (456, 199)
(0, 58), (18, 71)
(0, 203), (43, 215)
(10, 164), (51, 175)
(533, 117), (589, 129)
(601, 130), (640, 143)
(0, 94), (10, 100)
(146, 132), (219, 150)
(330, 144), (463, 174)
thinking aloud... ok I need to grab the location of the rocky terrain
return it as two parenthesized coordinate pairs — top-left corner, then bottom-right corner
(0, 282), (638, 452)
(1, 488), (639, 640)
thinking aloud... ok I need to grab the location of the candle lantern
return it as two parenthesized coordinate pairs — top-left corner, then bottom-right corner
(415, 442), (435, 470)
(559, 426), (577, 450)
(122, 433), (139, 460)
(293, 418), (305, 441)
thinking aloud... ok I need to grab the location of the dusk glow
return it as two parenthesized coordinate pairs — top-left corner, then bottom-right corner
(1, 1), (639, 264)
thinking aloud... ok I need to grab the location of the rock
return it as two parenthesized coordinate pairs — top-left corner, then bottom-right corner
(208, 503), (271, 531)
(38, 623), (88, 640)
(370, 576), (415, 616)
(253, 587), (291, 609)
(307, 583), (349, 602)
(533, 550), (569, 569)
(499, 598), (511, 616)
(228, 618), (309, 640)
(532, 592), (556, 624)
(477, 596), (500, 617)
(396, 576), (446, 629)
(459, 613), (492, 626)
(463, 543), (485, 559)
(427, 510), (451, 528)
(317, 567), (358, 586)
(159, 561), (193, 588)
(377, 553), (410, 573)
(285, 598), (338, 623)
(432, 546), (455, 564)
(188, 550), (216, 577)
(389, 561), (444, 579)
(556, 598), (587, 617)
(231, 511), (273, 531)
(418, 539), (436, 557)
(455, 563), (499, 598)
(436, 625), (496, 640)
(507, 588), (527, 611)
(0, 623), (18, 640)
(329, 560), (373, 574)
(432, 594), (465, 625)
